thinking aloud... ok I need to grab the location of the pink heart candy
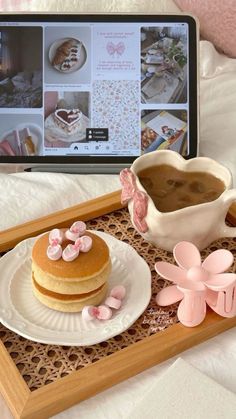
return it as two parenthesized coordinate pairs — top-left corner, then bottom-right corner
(105, 296), (122, 310)
(110, 285), (126, 300)
(62, 244), (79, 262)
(47, 244), (62, 261)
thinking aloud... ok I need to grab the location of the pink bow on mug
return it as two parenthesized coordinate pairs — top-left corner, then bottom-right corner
(120, 168), (148, 233)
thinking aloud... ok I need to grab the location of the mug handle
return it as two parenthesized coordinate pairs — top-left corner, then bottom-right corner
(220, 189), (236, 237)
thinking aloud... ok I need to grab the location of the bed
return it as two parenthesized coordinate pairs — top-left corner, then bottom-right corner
(0, 1), (235, 418)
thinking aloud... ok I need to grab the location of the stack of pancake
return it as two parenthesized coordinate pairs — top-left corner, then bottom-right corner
(32, 231), (111, 312)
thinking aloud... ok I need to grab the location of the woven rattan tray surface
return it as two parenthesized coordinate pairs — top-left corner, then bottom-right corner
(0, 191), (236, 419)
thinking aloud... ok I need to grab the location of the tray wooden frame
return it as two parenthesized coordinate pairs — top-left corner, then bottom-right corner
(0, 190), (236, 419)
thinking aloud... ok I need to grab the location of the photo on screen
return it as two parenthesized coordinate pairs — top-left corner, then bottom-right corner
(44, 91), (90, 149)
(141, 25), (187, 104)
(0, 26), (42, 108)
(0, 113), (43, 156)
(44, 26), (91, 85)
(141, 109), (188, 156)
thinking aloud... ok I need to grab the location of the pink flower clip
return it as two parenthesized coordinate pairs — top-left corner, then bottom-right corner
(155, 241), (236, 327)
(62, 235), (92, 262)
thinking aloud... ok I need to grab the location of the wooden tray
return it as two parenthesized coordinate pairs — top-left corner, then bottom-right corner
(0, 191), (236, 419)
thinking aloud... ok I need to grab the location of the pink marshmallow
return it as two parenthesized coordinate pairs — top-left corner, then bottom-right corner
(65, 221), (87, 242)
(47, 244), (62, 261)
(110, 285), (126, 300)
(96, 305), (112, 320)
(82, 306), (96, 321)
(65, 229), (81, 242)
(49, 228), (64, 245)
(105, 296), (122, 310)
(71, 221), (86, 235)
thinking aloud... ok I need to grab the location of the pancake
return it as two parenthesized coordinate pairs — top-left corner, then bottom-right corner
(32, 277), (108, 313)
(32, 230), (111, 312)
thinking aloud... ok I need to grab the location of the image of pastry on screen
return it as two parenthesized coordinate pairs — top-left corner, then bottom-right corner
(141, 109), (188, 156)
(140, 26), (187, 104)
(44, 26), (91, 85)
(44, 91), (90, 147)
(0, 113), (43, 156)
(0, 26), (42, 108)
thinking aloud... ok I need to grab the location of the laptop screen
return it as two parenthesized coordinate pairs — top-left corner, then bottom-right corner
(0, 15), (198, 168)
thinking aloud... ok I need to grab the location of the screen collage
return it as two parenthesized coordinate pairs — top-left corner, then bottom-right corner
(0, 22), (188, 158)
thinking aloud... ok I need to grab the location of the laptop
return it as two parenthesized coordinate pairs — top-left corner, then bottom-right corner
(0, 14), (198, 173)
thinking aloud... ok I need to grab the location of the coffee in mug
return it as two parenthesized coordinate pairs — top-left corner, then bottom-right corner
(138, 164), (225, 213)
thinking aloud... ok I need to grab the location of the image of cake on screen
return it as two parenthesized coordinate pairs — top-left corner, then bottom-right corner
(141, 109), (187, 156)
(0, 27), (43, 108)
(141, 26), (187, 104)
(44, 91), (90, 148)
(0, 113), (43, 156)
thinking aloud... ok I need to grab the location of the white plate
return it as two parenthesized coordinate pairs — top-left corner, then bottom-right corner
(48, 37), (87, 74)
(0, 231), (151, 346)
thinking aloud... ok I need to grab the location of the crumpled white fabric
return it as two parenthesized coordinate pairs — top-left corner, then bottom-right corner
(0, 172), (120, 231)
(128, 358), (236, 419)
(199, 42), (236, 186)
(0, 0), (180, 13)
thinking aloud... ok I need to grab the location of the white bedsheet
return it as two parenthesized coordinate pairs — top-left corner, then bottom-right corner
(0, 1), (235, 418)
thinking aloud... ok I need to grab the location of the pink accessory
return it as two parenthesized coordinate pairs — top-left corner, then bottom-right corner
(155, 241), (236, 327)
(82, 285), (126, 322)
(62, 235), (92, 262)
(46, 222), (92, 262)
(120, 168), (148, 233)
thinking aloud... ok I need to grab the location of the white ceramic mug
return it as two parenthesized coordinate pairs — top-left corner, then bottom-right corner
(120, 150), (236, 251)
